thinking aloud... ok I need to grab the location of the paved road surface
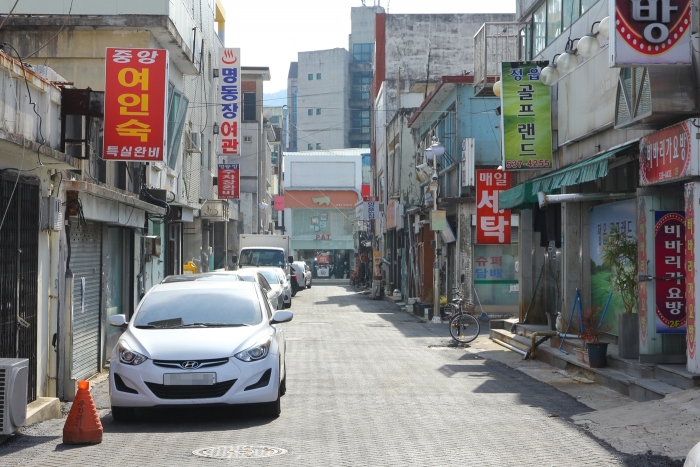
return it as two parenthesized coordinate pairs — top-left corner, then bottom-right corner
(0, 284), (681, 466)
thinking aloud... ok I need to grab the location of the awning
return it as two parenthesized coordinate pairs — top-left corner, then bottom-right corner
(499, 143), (635, 210)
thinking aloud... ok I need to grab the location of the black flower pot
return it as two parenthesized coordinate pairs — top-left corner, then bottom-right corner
(586, 342), (609, 368)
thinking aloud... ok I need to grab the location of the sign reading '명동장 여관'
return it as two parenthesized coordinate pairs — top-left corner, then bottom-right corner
(500, 61), (552, 171)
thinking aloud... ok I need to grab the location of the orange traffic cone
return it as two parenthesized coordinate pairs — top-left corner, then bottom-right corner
(63, 380), (103, 444)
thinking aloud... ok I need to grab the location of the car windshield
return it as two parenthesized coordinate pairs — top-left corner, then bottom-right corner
(239, 249), (285, 267)
(259, 270), (280, 285)
(133, 288), (262, 328)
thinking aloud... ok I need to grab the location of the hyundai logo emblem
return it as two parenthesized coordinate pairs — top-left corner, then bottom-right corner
(181, 361), (200, 370)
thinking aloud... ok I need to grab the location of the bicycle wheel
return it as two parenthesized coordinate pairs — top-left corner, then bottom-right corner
(449, 313), (480, 344)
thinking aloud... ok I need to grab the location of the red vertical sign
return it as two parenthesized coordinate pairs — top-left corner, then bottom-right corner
(685, 184), (696, 359)
(476, 170), (511, 244)
(218, 48), (241, 156)
(103, 48), (168, 161)
(273, 196), (284, 211)
(638, 197), (649, 346)
(654, 211), (686, 333)
(218, 164), (240, 199)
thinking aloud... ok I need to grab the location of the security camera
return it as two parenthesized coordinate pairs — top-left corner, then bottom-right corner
(431, 172), (438, 181)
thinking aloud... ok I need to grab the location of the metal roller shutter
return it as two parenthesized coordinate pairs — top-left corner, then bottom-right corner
(70, 222), (102, 381)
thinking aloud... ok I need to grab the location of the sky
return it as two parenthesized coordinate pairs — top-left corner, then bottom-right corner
(224, 0), (516, 94)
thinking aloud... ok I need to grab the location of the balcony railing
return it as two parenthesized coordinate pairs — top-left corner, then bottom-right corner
(473, 22), (523, 97)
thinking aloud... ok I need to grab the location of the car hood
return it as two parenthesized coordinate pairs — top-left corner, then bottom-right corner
(126, 326), (267, 360)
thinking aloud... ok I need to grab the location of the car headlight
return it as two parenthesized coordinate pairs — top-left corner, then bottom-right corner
(234, 337), (271, 362)
(117, 340), (148, 365)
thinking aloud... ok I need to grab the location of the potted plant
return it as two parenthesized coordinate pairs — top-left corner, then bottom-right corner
(600, 225), (639, 359)
(580, 306), (613, 368)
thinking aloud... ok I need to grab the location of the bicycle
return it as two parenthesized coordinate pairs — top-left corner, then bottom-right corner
(442, 287), (480, 344)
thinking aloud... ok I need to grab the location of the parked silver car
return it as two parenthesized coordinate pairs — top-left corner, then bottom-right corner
(235, 269), (283, 310)
(258, 267), (292, 309)
(292, 261), (312, 290)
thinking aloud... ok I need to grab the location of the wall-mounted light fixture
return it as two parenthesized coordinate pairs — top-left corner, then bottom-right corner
(213, 122), (219, 135)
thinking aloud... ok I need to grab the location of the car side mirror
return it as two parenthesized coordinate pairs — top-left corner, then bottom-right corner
(232, 255), (238, 264)
(109, 314), (128, 328)
(270, 310), (293, 324)
(287, 255), (294, 264)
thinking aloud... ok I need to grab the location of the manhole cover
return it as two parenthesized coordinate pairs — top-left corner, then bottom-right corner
(193, 445), (288, 459)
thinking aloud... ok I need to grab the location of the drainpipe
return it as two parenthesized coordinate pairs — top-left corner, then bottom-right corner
(537, 191), (636, 209)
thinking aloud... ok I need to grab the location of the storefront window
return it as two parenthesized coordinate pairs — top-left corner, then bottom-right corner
(533, 3), (547, 56)
(473, 245), (519, 312)
(546, 0), (562, 45)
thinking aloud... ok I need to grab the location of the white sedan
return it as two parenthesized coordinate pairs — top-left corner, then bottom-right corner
(108, 281), (292, 421)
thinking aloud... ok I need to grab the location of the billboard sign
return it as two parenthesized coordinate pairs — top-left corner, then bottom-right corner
(640, 120), (697, 185)
(476, 169), (511, 244)
(500, 61), (552, 170)
(217, 163), (240, 199)
(103, 48), (168, 161)
(218, 48), (241, 156)
(654, 210), (686, 333)
(610, 0), (691, 67)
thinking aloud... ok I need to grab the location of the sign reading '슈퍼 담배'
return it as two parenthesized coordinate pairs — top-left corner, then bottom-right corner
(500, 61), (552, 171)
(103, 48), (169, 161)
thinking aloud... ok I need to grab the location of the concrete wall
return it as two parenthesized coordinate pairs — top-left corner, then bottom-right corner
(296, 49), (350, 150)
(349, 5), (384, 49)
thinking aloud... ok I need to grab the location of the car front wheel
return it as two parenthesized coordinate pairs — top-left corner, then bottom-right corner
(111, 406), (135, 422)
(259, 392), (281, 418)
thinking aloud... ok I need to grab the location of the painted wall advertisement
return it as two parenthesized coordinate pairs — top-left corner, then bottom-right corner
(103, 47), (168, 161)
(640, 120), (696, 185)
(218, 48), (241, 156)
(217, 163), (240, 199)
(476, 169), (511, 244)
(500, 61), (552, 170)
(610, 0), (691, 67)
(589, 199), (636, 334)
(654, 211), (686, 334)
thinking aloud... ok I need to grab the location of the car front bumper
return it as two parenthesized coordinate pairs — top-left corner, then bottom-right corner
(109, 354), (280, 408)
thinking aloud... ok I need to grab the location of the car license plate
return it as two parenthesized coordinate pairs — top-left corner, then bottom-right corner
(163, 373), (216, 386)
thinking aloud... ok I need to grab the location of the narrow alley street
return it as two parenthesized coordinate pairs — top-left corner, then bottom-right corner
(0, 284), (681, 466)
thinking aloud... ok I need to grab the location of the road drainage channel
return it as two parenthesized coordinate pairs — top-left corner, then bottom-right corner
(193, 445), (288, 459)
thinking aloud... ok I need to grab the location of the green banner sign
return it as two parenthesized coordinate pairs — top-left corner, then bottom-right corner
(501, 61), (552, 170)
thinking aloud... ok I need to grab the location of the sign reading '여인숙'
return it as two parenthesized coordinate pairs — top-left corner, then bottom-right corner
(103, 48), (169, 161)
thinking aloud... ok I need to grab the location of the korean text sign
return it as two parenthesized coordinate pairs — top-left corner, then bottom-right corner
(684, 183), (697, 366)
(640, 120), (695, 185)
(500, 61), (552, 170)
(610, 0), (691, 66)
(654, 211), (686, 333)
(476, 169), (511, 244)
(217, 163), (240, 199)
(218, 48), (241, 156)
(104, 48), (168, 161)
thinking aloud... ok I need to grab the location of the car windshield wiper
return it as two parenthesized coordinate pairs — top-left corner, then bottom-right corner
(135, 324), (160, 329)
(177, 322), (250, 328)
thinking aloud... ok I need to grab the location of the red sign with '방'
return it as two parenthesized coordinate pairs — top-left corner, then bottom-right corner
(103, 48), (168, 161)
(654, 210), (686, 333)
(476, 170), (511, 244)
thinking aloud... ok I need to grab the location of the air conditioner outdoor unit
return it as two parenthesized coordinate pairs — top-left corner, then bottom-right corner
(186, 131), (202, 154)
(0, 358), (29, 435)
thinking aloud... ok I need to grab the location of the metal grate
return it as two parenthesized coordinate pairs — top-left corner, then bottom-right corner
(153, 358), (229, 369)
(0, 178), (39, 403)
(145, 379), (236, 399)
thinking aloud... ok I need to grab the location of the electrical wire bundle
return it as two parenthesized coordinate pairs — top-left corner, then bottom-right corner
(140, 184), (170, 224)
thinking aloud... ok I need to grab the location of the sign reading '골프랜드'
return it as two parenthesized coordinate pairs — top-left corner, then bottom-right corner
(500, 61), (552, 171)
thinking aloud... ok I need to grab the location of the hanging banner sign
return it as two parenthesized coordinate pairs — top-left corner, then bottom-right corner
(476, 169), (511, 244)
(364, 201), (377, 220)
(610, 0), (691, 67)
(685, 183), (698, 368)
(218, 47), (241, 156)
(217, 163), (240, 199)
(654, 210), (686, 333)
(500, 61), (552, 170)
(640, 120), (698, 185)
(103, 47), (169, 161)
(274, 195), (284, 211)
